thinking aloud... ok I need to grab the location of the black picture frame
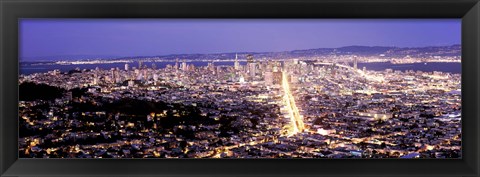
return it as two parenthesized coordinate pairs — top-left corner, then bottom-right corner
(1, 0), (479, 177)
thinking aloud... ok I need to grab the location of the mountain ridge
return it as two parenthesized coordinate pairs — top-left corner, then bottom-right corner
(22, 44), (461, 62)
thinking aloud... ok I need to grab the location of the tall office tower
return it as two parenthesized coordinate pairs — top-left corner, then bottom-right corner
(138, 60), (143, 69)
(175, 58), (179, 71)
(115, 71), (122, 83)
(273, 71), (282, 85)
(208, 62), (214, 72)
(249, 62), (256, 79)
(113, 68), (121, 83)
(234, 53), (240, 70)
(143, 69), (148, 80)
(182, 60), (187, 71)
(246, 54), (255, 79)
(353, 56), (358, 70)
(264, 71), (273, 85)
(110, 68), (116, 83)
(92, 74), (98, 85)
(152, 63), (157, 70)
(125, 63), (129, 71)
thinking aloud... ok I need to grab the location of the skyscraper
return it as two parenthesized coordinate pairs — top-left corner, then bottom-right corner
(182, 60), (187, 71)
(124, 63), (129, 71)
(264, 71), (273, 85)
(234, 53), (240, 70)
(175, 58), (179, 72)
(273, 71), (282, 85)
(247, 54), (255, 79)
(249, 62), (256, 79)
(208, 61), (215, 72)
(353, 56), (358, 70)
(92, 74), (98, 85)
(110, 68), (116, 83)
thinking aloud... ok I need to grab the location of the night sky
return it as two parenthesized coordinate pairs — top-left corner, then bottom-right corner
(20, 19), (461, 60)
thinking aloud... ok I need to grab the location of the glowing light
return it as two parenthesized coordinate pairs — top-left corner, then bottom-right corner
(317, 129), (329, 135)
(282, 71), (304, 136)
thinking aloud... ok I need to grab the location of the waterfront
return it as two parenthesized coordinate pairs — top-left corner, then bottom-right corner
(357, 62), (461, 74)
(20, 61), (461, 75)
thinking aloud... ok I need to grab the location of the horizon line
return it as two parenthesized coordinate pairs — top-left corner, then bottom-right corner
(21, 43), (461, 61)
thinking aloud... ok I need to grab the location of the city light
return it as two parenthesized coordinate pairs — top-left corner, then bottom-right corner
(282, 71), (305, 136)
(18, 46), (461, 158)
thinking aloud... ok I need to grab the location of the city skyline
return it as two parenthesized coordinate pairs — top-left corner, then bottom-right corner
(19, 19), (461, 159)
(20, 44), (462, 62)
(20, 19), (461, 60)
(19, 55), (462, 158)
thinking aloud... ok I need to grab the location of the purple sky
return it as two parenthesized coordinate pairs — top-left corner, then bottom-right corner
(20, 19), (461, 60)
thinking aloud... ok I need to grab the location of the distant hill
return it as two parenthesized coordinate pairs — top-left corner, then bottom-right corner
(22, 45), (461, 62)
(132, 44), (461, 60)
(273, 45), (461, 58)
(20, 55), (122, 62)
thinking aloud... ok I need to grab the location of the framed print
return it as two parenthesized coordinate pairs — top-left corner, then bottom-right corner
(17, 18), (463, 159)
(1, 0), (479, 176)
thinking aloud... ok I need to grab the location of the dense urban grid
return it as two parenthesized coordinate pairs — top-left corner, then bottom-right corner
(19, 52), (461, 158)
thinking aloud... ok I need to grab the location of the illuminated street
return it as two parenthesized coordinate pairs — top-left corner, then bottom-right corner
(282, 71), (305, 136)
